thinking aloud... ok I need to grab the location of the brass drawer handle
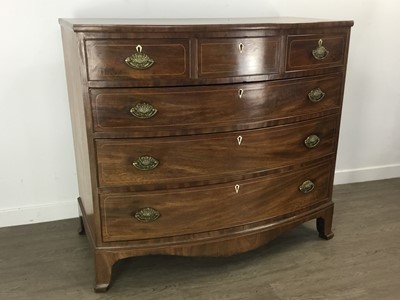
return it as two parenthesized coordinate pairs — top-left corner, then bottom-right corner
(133, 155), (159, 171)
(130, 102), (158, 119)
(125, 45), (155, 70)
(312, 39), (329, 60)
(304, 135), (320, 148)
(308, 88), (325, 103)
(299, 180), (315, 194)
(134, 207), (160, 222)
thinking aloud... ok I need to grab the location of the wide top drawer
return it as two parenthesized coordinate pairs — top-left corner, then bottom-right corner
(91, 74), (342, 137)
(286, 34), (347, 71)
(85, 39), (189, 81)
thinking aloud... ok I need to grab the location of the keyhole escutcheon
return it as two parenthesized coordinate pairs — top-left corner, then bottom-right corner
(235, 184), (240, 194)
(237, 135), (243, 145)
(238, 89), (244, 99)
(238, 43), (244, 53)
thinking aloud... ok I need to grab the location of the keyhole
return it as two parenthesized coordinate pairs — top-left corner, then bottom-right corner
(237, 135), (243, 145)
(238, 89), (244, 99)
(238, 43), (244, 53)
(136, 45), (143, 53)
(235, 184), (240, 194)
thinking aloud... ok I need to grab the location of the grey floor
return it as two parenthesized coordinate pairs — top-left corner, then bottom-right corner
(0, 178), (399, 300)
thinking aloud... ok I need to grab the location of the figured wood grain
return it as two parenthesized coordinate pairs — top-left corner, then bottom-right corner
(85, 39), (190, 81)
(1, 178), (399, 299)
(101, 161), (332, 242)
(59, 17), (354, 32)
(96, 114), (338, 188)
(59, 18), (352, 292)
(286, 34), (346, 71)
(91, 74), (342, 136)
(60, 26), (99, 243)
(198, 37), (281, 77)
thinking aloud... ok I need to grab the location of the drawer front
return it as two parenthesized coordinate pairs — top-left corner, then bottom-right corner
(85, 39), (189, 81)
(286, 35), (346, 71)
(198, 37), (281, 78)
(96, 115), (338, 187)
(91, 74), (342, 135)
(101, 161), (332, 242)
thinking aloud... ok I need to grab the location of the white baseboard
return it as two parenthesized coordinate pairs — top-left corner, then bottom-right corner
(334, 163), (400, 185)
(0, 200), (78, 228)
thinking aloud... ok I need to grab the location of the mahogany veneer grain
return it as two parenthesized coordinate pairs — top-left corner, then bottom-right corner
(60, 17), (353, 292)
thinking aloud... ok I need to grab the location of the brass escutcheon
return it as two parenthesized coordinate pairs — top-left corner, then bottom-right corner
(238, 43), (244, 53)
(125, 44), (155, 69)
(238, 89), (244, 99)
(312, 39), (329, 60)
(130, 102), (158, 119)
(133, 155), (159, 171)
(134, 207), (160, 222)
(308, 88), (325, 103)
(299, 180), (315, 194)
(304, 135), (320, 148)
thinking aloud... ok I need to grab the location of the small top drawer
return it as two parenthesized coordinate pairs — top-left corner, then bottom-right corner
(198, 37), (282, 78)
(286, 35), (346, 71)
(85, 39), (189, 81)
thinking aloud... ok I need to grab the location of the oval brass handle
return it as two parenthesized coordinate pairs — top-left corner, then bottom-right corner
(125, 44), (155, 70)
(312, 39), (329, 60)
(132, 155), (159, 171)
(299, 180), (315, 194)
(308, 88), (325, 103)
(304, 135), (320, 148)
(134, 207), (160, 222)
(130, 102), (158, 119)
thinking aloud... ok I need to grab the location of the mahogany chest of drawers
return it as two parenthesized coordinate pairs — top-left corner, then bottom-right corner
(59, 18), (353, 292)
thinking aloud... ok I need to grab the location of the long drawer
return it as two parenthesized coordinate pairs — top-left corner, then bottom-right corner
(96, 114), (338, 188)
(100, 160), (333, 242)
(91, 74), (342, 136)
